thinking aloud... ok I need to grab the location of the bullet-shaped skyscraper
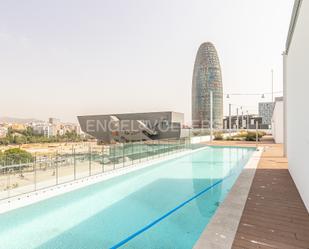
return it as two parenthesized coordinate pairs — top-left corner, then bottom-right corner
(192, 42), (223, 128)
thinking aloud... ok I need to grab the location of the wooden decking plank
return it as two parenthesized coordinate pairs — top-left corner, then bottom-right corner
(231, 143), (309, 249)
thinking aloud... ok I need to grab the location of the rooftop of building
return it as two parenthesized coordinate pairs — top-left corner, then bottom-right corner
(286, 0), (302, 53)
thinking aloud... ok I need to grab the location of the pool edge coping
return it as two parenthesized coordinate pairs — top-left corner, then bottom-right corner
(193, 146), (263, 249)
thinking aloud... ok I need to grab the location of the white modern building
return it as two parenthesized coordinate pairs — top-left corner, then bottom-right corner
(31, 119), (82, 137)
(271, 97), (284, 143)
(284, 0), (309, 210)
(32, 122), (54, 137)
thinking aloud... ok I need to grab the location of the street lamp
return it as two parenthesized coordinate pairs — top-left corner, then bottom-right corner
(246, 110), (249, 132)
(240, 106), (244, 129)
(229, 103), (232, 137)
(271, 69), (274, 102)
(210, 91), (213, 141)
(236, 107), (239, 132)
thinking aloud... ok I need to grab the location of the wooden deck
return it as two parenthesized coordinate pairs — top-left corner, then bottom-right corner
(207, 139), (309, 249)
(232, 143), (309, 249)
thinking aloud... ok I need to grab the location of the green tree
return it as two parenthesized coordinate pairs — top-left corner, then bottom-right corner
(0, 137), (10, 145)
(13, 135), (27, 145)
(3, 148), (33, 164)
(21, 127), (35, 137)
(1, 127), (85, 145)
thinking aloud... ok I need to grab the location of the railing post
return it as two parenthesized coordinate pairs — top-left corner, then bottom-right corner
(73, 147), (76, 180)
(7, 169), (10, 198)
(181, 138), (183, 151)
(210, 90), (213, 142)
(56, 152), (59, 185)
(153, 140), (155, 159)
(131, 141), (133, 165)
(162, 140), (165, 157)
(122, 143), (125, 168)
(19, 160), (22, 178)
(160, 140), (162, 157)
(168, 139), (171, 155)
(154, 140), (157, 158)
(89, 146), (92, 176)
(256, 121), (258, 150)
(139, 139), (142, 163)
(101, 146), (104, 173)
(34, 153), (37, 191)
(156, 140), (158, 158)
(113, 144), (115, 170)
(50, 154), (53, 181)
(162, 140), (164, 156)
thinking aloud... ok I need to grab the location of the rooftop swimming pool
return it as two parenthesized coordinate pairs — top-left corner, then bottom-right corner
(0, 146), (254, 249)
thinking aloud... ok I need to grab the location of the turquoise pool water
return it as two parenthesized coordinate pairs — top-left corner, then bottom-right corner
(0, 146), (254, 249)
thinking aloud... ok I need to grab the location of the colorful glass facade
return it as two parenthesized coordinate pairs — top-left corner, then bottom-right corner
(192, 42), (223, 128)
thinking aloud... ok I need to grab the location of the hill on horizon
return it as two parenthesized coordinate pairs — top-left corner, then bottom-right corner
(0, 117), (43, 124)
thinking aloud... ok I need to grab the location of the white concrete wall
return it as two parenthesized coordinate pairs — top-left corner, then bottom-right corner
(271, 101), (284, 143)
(190, 135), (212, 144)
(286, 0), (309, 210)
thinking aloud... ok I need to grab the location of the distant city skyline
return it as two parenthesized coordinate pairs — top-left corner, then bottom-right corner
(0, 0), (294, 124)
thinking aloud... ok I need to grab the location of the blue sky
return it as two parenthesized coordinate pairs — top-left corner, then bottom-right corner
(0, 0), (294, 123)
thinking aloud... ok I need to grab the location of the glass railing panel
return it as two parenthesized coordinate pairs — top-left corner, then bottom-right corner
(130, 142), (139, 164)
(0, 137), (195, 201)
(36, 155), (57, 190)
(102, 145), (114, 172)
(148, 140), (156, 160)
(123, 143), (134, 167)
(75, 150), (90, 179)
(8, 163), (35, 197)
(57, 154), (74, 184)
(139, 142), (148, 162)
(113, 144), (120, 169)
(0, 166), (8, 199)
(90, 146), (104, 175)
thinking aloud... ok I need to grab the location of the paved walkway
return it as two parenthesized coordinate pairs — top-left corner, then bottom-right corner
(208, 139), (309, 248)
